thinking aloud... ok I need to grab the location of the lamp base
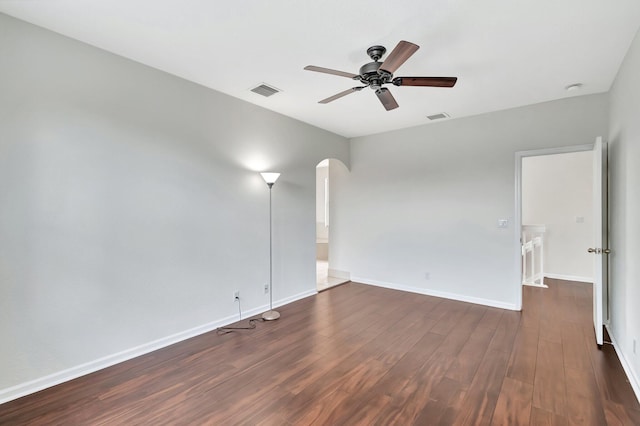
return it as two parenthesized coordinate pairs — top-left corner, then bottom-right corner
(262, 310), (281, 321)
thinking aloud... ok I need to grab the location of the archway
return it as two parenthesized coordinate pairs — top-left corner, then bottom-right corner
(315, 158), (350, 291)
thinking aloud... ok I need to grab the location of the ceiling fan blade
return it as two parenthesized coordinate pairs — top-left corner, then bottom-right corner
(379, 40), (419, 74)
(318, 87), (364, 104)
(393, 76), (458, 87)
(375, 88), (399, 111)
(304, 65), (358, 79)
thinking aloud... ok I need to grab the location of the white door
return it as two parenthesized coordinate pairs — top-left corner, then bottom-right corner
(590, 137), (608, 346)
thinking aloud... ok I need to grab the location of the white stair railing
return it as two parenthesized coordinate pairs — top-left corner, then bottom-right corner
(522, 225), (546, 287)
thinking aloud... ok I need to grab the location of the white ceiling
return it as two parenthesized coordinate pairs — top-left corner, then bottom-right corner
(1, 0), (640, 138)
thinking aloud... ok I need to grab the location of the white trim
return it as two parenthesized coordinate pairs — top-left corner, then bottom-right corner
(324, 177), (329, 228)
(544, 273), (593, 283)
(523, 282), (548, 288)
(0, 318), (235, 405)
(352, 277), (518, 311)
(517, 144), (595, 158)
(328, 269), (350, 280)
(0, 289), (316, 405)
(514, 143), (594, 312)
(605, 324), (640, 404)
(272, 289), (317, 309)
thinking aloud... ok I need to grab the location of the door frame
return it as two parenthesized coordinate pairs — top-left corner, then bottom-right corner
(592, 137), (609, 345)
(513, 143), (594, 311)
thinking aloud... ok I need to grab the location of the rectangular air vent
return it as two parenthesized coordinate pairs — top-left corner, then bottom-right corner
(250, 83), (280, 97)
(427, 112), (450, 121)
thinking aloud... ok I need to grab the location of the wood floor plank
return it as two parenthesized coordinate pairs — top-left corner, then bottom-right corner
(431, 305), (489, 361)
(452, 348), (511, 425)
(520, 287), (542, 333)
(507, 326), (539, 384)
(532, 339), (567, 416)
(561, 322), (592, 372)
(364, 331), (447, 398)
(445, 326), (496, 385)
(413, 376), (465, 425)
(602, 399), (640, 425)
(529, 406), (568, 426)
(337, 392), (393, 426)
(430, 300), (471, 335)
(588, 342), (640, 410)
(564, 397), (606, 426)
(491, 377), (534, 425)
(385, 351), (457, 423)
(488, 310), (522, 353)
(564, 365), (605, 422)
(1, 281), (638, 425)
(538, 316), (562, 344)
(537, 280), (565, 345)
(476, 307), (505, 331)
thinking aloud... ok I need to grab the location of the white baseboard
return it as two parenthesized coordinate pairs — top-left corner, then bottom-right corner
(272, 289), (317, 309)
(523, 282), (549, 288)
(0, 289), (316, 405)
(351, 277), (518, 311)
(328, 269), (350, 280)
(0, 317), (236, 405)
(605, 324), (640, 404)
(544, 273), (593, 283)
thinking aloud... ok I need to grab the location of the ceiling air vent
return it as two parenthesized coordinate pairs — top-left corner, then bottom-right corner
(427, 112), (450, 121)
(250, 83), (280, 97)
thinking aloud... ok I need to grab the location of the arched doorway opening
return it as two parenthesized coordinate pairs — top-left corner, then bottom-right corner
(316, 158), (350, 291)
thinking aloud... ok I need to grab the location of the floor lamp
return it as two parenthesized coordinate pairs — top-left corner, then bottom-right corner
(260, 172), (281, 321)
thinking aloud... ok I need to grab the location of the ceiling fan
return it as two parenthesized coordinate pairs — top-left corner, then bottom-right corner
(304, 40), (457, 111)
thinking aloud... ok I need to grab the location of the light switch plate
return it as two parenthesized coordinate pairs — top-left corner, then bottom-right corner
(498, 219), (509, 228)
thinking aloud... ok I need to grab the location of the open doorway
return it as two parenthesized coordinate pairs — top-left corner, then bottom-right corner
(316, 159), (349, 291)
(521, 150), (594, 285)
(515, 141), (608, 346)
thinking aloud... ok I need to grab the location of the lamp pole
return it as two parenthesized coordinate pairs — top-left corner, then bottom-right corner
(260, 173), (280, 321)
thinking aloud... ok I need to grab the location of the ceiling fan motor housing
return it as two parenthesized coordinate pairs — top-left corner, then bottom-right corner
(359, 60), (392, 89)
(359, 61), (382, 76)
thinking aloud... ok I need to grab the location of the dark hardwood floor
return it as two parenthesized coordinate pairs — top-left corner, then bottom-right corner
(1, 279), (639, 425)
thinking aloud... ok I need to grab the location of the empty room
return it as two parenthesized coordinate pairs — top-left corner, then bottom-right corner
(1, 1), (640, 424)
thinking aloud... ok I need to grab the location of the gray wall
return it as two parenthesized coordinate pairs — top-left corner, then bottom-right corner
(332, 94), (608, 308)
(609, 26), (640, 395)
(0, 13), (349, 396)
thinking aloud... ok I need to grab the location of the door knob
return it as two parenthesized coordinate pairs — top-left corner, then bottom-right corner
(588, 248), (608, 254)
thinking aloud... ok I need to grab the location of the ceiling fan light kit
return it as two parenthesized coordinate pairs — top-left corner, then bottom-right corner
(305, 40), (457, 111)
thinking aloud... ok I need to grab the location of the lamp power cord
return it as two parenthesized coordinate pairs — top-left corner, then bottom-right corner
(216, 296), (265, 335)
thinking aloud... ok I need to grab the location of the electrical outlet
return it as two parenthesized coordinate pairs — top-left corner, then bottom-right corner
(634, 339), (637, 355)
(264, 284), (269, 294)
(234, 290), (240, 301)
(424, 272), (430, 280)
